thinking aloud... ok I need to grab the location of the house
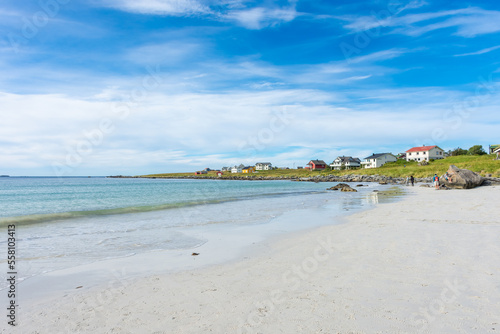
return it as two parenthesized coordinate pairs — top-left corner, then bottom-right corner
(305, 160), (327, 171)
(397, 153), (407, 160)
(221, 167), (230, 172)
(255, 162), (272, 171)
(231, 165), (243, 173)
(195, 171), (208, 175)
(489, 144), (500, 154)
(217, 171), (223, 177)
(406, 145), (445, 162)
(329, 156), (361, 170)
(494, 147), (500, 160)
(361, 153), (397, 168)
(242, 166), (255, 173)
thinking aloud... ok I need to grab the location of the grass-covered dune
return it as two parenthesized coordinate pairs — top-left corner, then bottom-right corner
(141, 154), (500, 179)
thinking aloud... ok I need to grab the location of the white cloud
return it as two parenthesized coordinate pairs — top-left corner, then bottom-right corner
(101, 0), (299, 30)
(102, 0), (211, 16)
(454, 45), (500, 57)
(225, 6), (299, 29)
(343, 7), (500, 38)
(2, 82), (499, 174)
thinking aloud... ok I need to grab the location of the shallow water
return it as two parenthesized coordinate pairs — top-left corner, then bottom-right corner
(0, 178), (405, 290)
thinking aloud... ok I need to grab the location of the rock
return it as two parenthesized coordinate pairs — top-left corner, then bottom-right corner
(440, 165), (484, 189)
(327, 183), (357, 192)
(420, 184), (430, 187)
(341, 185), (357, 192)
(356, 184), (364, 187)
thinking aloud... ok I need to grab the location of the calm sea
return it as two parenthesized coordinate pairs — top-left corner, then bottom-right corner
(0, 177), (399, 291)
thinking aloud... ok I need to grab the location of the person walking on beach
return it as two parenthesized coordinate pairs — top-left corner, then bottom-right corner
(433, 173), (440, 190)
(410, 175), (414, 186)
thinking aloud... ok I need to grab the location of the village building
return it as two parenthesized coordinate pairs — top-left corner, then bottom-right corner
(494, 147), (500, 160)
(305, 160), (327, 171)
(231, 164), (244, 173)
(489, 144), (500, 154)
(361, 153), (397, 168)
(242, 166), (255, 173)
(406, 145), (445, 162)
(329, 156), (361, 170)
(255, 162), (272, 171)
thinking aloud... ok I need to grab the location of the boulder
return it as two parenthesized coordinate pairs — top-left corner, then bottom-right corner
(440, 165), (484, 189)
(341, 185), (357, 192)
(327, 183), (357, 192)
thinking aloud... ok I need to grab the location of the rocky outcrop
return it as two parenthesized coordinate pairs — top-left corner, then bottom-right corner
(440, 165), (484, 189)
(327, 183), (357, 192)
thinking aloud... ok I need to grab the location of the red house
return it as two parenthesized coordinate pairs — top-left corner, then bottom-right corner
(305, 160), (327, 171)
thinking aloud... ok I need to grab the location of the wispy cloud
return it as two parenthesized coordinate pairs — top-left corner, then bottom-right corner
(224, 6), (299, 29)
(102, 0), (212, 16)
(101, 0), (299, 30)
(343, 7), (500, 38)
(454, 45), (500, 57)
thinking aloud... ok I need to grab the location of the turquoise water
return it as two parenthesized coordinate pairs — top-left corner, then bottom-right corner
(0, 177), (333, 224)
(0, 177), (402, 291)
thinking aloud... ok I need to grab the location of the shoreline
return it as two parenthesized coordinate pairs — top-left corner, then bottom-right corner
(111, 174), (500, 186)
(11, 186), (500, 333)
(9, 184), (397, 308)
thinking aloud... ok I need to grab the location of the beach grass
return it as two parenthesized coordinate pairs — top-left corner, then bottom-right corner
(141, 154), (500, 179)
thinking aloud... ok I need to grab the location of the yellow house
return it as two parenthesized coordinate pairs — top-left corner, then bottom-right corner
(242, 166), (255, 173)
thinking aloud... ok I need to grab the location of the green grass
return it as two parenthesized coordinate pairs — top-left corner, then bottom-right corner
(140, 155), (500, 179)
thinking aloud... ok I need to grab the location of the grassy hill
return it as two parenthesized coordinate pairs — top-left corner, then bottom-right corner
(141, 154), (500, 179)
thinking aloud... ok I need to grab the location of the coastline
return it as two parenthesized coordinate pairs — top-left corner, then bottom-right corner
(112, 174), (500, 186)
(11, 185), (500, 333)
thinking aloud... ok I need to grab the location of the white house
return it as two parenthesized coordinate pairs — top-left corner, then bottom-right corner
(406, 145), (445, 162)
(231, 164), (245, 173)
(494, 147), (500, 160)
(255, 162), (272, 171)
(361, 153), (397, 168)
(330, 156), (361, 170)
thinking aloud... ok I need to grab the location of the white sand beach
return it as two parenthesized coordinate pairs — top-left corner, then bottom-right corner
(11, 185), (500, 334)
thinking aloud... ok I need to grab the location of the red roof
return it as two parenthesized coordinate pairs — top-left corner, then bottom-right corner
(406, 145), (438, 153)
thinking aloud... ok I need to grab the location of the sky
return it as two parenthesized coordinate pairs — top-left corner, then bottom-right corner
(1, 0), (500, 175)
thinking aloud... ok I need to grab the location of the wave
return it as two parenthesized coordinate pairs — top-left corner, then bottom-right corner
(0, 198), (232, 227)
(0, 190), (325, 227)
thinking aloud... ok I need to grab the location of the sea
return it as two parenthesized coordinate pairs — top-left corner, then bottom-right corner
(0, 176), (402, 292)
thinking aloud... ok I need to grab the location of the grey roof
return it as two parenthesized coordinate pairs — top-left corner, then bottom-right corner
(308, 160), (327, 165)
(255, 162), (272, 165)
(332, 156), (361, 163)
(364, 153), (393, 160)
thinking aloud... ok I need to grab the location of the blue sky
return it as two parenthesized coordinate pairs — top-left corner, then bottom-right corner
(1, 0), (500, 175)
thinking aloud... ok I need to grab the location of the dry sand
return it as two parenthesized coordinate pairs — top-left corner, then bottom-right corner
(9, 186), (500, 333)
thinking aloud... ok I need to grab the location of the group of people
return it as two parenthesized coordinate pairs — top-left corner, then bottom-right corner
(406, 173), (450, 189)
(405, 175), (415, 186)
